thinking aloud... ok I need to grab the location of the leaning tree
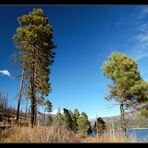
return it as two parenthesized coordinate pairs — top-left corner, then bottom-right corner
(103, 52), (148, 134)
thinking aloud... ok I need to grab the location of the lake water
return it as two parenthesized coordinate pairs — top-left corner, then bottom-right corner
(90, 129), (148, 142)
(127, 129), (148, 142)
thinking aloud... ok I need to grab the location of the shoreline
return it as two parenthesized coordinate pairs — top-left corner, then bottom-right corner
(128, 128), (148, 130)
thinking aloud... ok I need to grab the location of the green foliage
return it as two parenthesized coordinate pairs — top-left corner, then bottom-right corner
(139, 109), (148, 118)
(63, 108), (73, 130)
(13, 8), (56, 97)
(129, 81), (148, 103)
(74, 108), (80, 130)
(69, 110), (77, 132)
(138, 101), (148, 118)
(93, 117), (106, 133)
(81, 112), (88, 119)
(54, 108), (64, 126)
(44, 99), (52, 113)
(13, 8), (56, 96)
(24, 87), (32, 99)
(102, 52), (148, 133)
(47, 115), (52, 126)
(103, 52), (147, 109)
(77, 112), (91, 136)
(103, 52), (142, 100)
(87, 121), (92, 134)
(13, 8), (56, 126)
(74, 108), (80, 119)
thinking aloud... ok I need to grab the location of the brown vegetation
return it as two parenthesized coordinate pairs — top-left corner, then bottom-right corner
(0, 126), (80, 143)
(82, 130), (137, 143)
(0, 125), (138, 143)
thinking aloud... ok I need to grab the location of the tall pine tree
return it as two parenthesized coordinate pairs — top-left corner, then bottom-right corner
(13, 8), (56, 127)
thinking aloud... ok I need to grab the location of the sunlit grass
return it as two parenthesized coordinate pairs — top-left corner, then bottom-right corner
(81, 130), (137, 143)
(0, 125), (144, 143)
(0, 125), (80, 143)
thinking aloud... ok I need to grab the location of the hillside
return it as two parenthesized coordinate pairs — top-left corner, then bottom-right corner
(1, 109), (148, 129)
(38, 111), (148, 128)
(90, 112), (148, 129)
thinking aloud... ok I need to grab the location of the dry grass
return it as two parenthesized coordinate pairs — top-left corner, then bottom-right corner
(81, 130), (137, 143)
(0, 125), (80, 143)
(0, 126), (139, 143)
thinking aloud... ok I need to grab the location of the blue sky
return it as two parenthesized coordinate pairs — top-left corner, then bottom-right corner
(0, 5), (148, 119)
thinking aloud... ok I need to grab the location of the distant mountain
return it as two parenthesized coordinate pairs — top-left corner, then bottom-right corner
(90, 112), (148, 128)
(37, 111), (55, 125)
(37, 111), (148, 128)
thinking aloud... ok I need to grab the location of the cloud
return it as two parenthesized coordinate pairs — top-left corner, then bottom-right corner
(124, 7), (148, 61)
(135, 52), (148, 61)
(141, 7), (148, 15)
(137, 22), (148, 33)
(51, 108), (63, 115)
(136, 33), (148, 43)
(52, 109), (58, 115)
(0, 70), (11, 77)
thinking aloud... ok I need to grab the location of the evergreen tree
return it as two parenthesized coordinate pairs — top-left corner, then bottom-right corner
(74, 108), (80, 130)
(44, 99), (52, 126)
(13, 8), (56, 127)
(47, 115), (53, 126)
(54, 108), (64, 126)
(139, 102), (148, 118)
(44, 99), (52, 113)
(93, 117), (106, 136)
(74, 108), (80, 119)
(63, 108), (73, 130)
(69, 110), (77, 132)
(87, 121), (92, 135)
(77, 112), (91, 136)
(103, 52), (148, 134)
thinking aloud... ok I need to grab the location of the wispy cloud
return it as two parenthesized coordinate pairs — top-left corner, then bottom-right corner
(136, 22), (148, 33)
(124, 7), (148, 61)
(135, 33), (148, 43)
(130, 48), (148, 61)
(0, 70), (11, 77)
(141, 7), (148, 15)
(135, 52), (148, 61)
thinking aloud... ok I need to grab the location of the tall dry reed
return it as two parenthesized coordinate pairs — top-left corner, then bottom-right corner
(0, 125), (80, 143)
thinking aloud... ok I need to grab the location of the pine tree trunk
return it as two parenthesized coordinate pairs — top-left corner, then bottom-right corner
(30, 64), (37, 127)
(120, 98), (126, 135)
(16, 69), (24, 123)
(44, 111), (46, 125)
(34, 100), (37, 125)
(31, 47), (37, 127)
(31, 79), (36, 127)
(25, 97), (28, 119)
